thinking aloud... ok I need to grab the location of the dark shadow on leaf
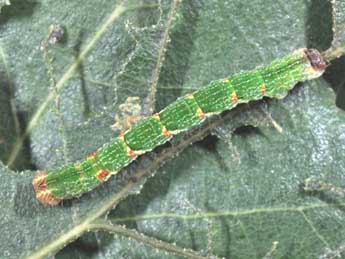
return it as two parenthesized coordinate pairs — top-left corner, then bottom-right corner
(323, 56), (345, 111)
(0, 74), (16, 164)
(305, 0), (333, 51)
(195, 135), (219, 152)
(14, 112), (36, 170)
(56, 231), (100, 259)
(0, 0), (38, 26)
(305, 0), (345, 111)
(0, 72), (34, 170)
(288, 82), (304, 96)
(335, 82), (345, 111)
(196, 135), (230, 173)
(232, 125), (262, 138)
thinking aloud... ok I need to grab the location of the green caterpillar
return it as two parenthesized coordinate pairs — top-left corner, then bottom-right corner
(33, 48), (326, 205)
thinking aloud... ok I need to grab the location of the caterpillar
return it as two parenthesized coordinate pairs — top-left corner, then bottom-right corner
(33, 48), (327, 205)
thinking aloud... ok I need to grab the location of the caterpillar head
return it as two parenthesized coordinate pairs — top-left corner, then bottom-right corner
(32, 171), (61, 206)
(304, 48), (327, 79)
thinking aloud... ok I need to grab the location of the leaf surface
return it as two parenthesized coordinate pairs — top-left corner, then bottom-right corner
(0, 0), (344, 258)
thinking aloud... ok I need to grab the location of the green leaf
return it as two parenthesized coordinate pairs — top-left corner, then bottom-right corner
(0, 0), (344, 259)
(0, 0), (10, 13)
(327, 0), (345, 111)
(331, 0), (345, 48)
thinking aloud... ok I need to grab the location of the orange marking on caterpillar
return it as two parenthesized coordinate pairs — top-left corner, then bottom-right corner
(231, 92), (238, 103)
(96, 169), (110, 181)
(197, 108), (206, 119)
(32, 171), (61, 206)
(87, 151), (97, 160)
(128, 149), (137, 158)
(260, 84), (266, 96)
(162, 126), (172, 137)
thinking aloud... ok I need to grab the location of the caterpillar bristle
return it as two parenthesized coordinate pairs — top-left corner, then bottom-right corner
(32, 171), (61, 206)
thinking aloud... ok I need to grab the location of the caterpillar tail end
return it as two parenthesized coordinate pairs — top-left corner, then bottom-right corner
(32, 171), (61, 206)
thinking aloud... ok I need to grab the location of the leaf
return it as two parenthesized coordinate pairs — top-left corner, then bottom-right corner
(0, 1), (344, 259)
(326, 0), (345, 111)
(331, 0), (345, 48)
(0, 0), (10, 13)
